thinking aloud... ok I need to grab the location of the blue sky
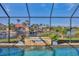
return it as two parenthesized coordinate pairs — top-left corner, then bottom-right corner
(0, 3), (79, 27)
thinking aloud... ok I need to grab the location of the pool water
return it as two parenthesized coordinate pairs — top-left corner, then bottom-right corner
(0, 47), (79, 56)
(0, 47), (24, 56)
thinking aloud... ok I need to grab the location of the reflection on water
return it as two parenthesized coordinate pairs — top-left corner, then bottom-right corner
(0, 47), (24, 56)
(24, 46), (53, 56)
(0, 46), (79, 56)
(24, 47), (79, 56)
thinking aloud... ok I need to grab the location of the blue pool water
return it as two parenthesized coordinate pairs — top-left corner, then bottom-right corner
(0, 47), (79, 56)
(0, 47), (24, 56)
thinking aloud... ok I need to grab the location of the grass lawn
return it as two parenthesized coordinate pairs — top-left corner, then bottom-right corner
(0, 38), (17, 42)
(0, 37), (79, 43)
(58, 38), (79, 40)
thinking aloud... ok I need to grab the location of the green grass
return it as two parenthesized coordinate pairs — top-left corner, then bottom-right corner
(0, 37), (79, 43)
(58, 38), (79, 40)
(0, 38), (17, 42)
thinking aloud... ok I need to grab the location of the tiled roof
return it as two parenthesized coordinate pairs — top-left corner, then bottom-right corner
(15, 24), (24, 28)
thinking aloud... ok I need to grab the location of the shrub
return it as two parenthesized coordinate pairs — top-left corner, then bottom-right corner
(49, 33), (59, 41)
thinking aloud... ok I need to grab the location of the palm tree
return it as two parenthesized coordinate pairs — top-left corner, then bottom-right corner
(10, 23), (15, 31)
(31, 24), (39, 32)
(22, 20), (30, 26)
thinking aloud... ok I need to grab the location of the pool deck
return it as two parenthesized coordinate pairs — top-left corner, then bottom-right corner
(24, 37), (51, 46)
(0, 37), (79, 47)
(0, 42), (79, 48)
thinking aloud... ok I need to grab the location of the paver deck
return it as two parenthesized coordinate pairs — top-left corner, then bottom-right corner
(25, 37), (51, 46)
(0, 37), (79, 47)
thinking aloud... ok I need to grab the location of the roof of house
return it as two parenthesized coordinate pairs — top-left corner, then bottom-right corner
(15, 24), (25, 28)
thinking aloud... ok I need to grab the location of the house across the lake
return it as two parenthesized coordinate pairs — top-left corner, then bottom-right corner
(5, 24), (29, 38)
(15, 24), (29, 37)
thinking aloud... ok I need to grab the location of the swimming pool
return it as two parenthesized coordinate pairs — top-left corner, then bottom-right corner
(0, 46), (79, 56)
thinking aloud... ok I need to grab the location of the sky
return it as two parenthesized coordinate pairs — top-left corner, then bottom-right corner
(0, 3), (79, 27)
